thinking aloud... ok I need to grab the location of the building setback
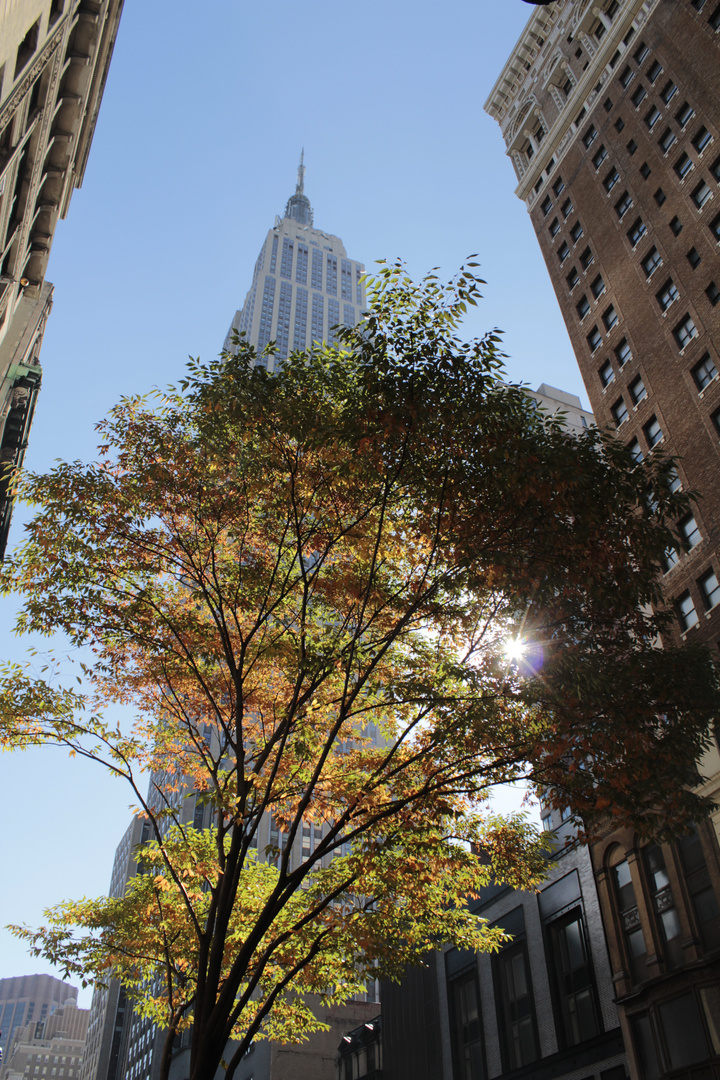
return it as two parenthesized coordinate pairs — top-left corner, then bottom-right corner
(0, 0), (124, 556)
(0, 977), (78, 1061)
(486, 2), (720, 1078)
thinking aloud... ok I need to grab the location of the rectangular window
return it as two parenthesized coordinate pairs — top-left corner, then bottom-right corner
(646, 59), (663, 83)
(603, 305), (619, 331)
(577, 295), (591, 319)
(643, 845), (684, 967)
(711, 156), (720, 182)
(612, 397), (629, 426)
(646, 106), (661, 129)
(631, 84), (647, 107)
(644, 415), (663, 447)
(567, 267), (579, 290)
(629, 375), (647, 404)
(661, 80), (678, 104)
(710, 3), (720, 30)
(295, 243), (308, 285)
(659, 128), (677, 153)
(673, 313), (698, 349)
(670, 215), (683, 236)
(675, 152), (694, 179)
(615, 338), (632, 365)
(599, 359), (615, 387)
(676, 101), (695, 128)
(619, 65), (633, 88)
(580, 246), (594, 271)
(677, 830), (720, 949)
(279, 238), (294, 279)
(553, 176), (565, 197)
(663, 546), (679, 571)
(549, 217), (561, 238)
(654, 188), (667, 206)
(311, 248), (323, 290)
(326, 255), (338, 295)
(14, 18), (39, 78)
(560, 198), (573, 220)
(546, 909), (599, 1048)
(640, 161), (651, 179)
(710, 212), (720, 241)
(634, 41), (649, 63)
(588, 326), (602, 352)
(657, 279), (679, 311)
(558, 241), (570, 263)
(692, 352), (718, 389)
(495, 943), (539, 1070)
(628, 138), (638, 156)
(707, 281), (720, 306)
(642, 246), (663, 277)
(592, 145), (608, 169)
(688, 246), (702, 269)
(591, 274), (606, 299)
(447, 970), (486, 1080)
(341, 259), (353, 301)
(700, 568), (720, 609)
(604, 168), (620, 192)
(615, 117), (625, 132)
(570, 221), (584, 243)
(582, 125), (598, 149)
(692, 180), (712, 209)
(628, 437), (643, 461)
(693, 126), (713, 154)
(627, 218), (646, 245)
(541, 195), (553, 216)
(680, 513), (701, 549)
(616, 191), (633, 218)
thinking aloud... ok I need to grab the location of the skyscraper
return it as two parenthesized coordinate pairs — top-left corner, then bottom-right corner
(224, 154), (366, 363)
(0, 976), (78, 1060)
(486, 2), (720, 1076)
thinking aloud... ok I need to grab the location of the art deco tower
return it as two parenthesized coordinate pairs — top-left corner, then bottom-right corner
(224, 154), (366, 365)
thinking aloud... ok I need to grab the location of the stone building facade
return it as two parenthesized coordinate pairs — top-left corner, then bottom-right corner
(0, 1000), (88, 1080)
(0, 0), (124, 554)
(0, 976), (77, 1062)
(486, 2), (720, 1078)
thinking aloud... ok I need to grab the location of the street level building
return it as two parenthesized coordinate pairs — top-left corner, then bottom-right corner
(0, 977), (78, 1061)
(0, 0), (124, 555)
(486, 2), (720, 1078)
(0, 999), (88, 1080)
(224, 154), (366, 367)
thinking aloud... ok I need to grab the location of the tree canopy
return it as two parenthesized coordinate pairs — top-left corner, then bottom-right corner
(1, 263), (718, 1080)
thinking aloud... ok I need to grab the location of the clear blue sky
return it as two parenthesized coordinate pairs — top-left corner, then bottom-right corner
(0, 0), (585, 1003)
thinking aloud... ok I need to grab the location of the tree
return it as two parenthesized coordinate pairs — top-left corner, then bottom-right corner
(1, 263), (717, 1080)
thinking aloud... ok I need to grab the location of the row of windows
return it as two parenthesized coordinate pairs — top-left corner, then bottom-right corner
(688, 0), (720, 32)
(677, 567), (720, 630)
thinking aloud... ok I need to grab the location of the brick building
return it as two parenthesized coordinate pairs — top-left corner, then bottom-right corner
(486, 1), (720, 1077)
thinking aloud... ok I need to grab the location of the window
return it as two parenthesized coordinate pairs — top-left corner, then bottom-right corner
(541, 195), (553, 216)
(567, 266), (579, 290)
(670, 215), (683, 236)
(679, 513), (701, 549)
(588, 326), (602, 352)
(693, 126), (713, 154)
(615, 117), (625, 132)
(640, 161), (651, 179)
(604, 95), (613, 110)
(663, 546), (679, 571)
(692, 0), (707, 9)
(646, 106), (661, 129)
(687, 246), (702, 269)
(710, 1), (720, 29)
(570, 221), (584, 243)
(582, 125), (598, 149)
(615, 191), (633, 218)
(615, 337), (632, 365)
(642, 246), (663, 277)
(599, 359), (615, 387)
(643, 845), (684, 967)
(609, 848), (647, 983)
(657, 279), (679, 311)
(580, 246), (594, 270)
(661, 80), (678, 104)
(49, 0), (64, 25)
(675, 152), (694, 179)
(713, 407), (720, 436)
(654, 187), (667, 206)
(677, 830), (720, 950)
(592, 144), (608, 169)
(604, 168), (620, 192)
(577, 295), (591, 319)
(628, 437), (643, 461)
(659, 128), (677, 153)
(673, 313), (698, 349)
(612, 397), (629, 426)
(591, 274), (606, 299)
(549, 217), (561, 237)
(634, 41), (649, 63)
(676, 101), (695, 128)
(692, 352), (718, 389)
(700, 568), (720, 609)
(712, 156), (720, 182)
(546, 909), (599, 1047)
(646, 59), (663, 83)
(553, 176), (566, 197)
(561, 197), (573, 218)
(668, 467), (682, 493)
(448, 969), (485, 1080)
(627, 138), (638, 156)
(562, 76), (573, 98)
(627, 217), (646, 245)
(629, 374), (647, 404)
(708, 281), (720, 306)
(692, 180), (712, 209)
(631, 84), (647, 107)
(603, 305), (619, 331)
(619, 65), (633, 88)
(644, 415), (663, 446)
(495, 941), (540, 1070)
(558, 241), (570, 263)
(711, 212), (720, 241)
(14, 18), (39, 78)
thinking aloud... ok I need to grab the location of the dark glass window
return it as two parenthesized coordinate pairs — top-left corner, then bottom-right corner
(693, 126), (713, 154)
(619, 65), (633, 88)
(603, 304), (619, 331)
(645, 415), (663, 447)
(553, 176), (566, 197)
(670, 215), (683, 236)
(541, 195), (553, 216)
(616, 191), (633, 218)
(549, 217), (561, 237)
(615, 337), (632, 365)
(580, 246), (594, 271)
(692, 180), (712, 209)
(640, 161), (651, 179)
(661, 80), (678, 104)
(646, 59), (663, 83)
(646, 106), (661, 129)
(629, 375), (647, 405)
(448, 971), (486, 1080)
(591, 274), (606, 299)
(604, 168), (621, 192)
(673, 313), (697, 349)
(659, 128), (677, 153)
(570, 221), (584, 243)
(643, 845), (683, 966)
(561, 197), (573, 218)
(592, 144), (608, 169)
(642, 246), (662, 277)
(700, 568), (720, 610)
(631, 84), (647, 107)
(657, 279), (679, 312)
(692, 352), (717, 389)
(611, 852), (648, 982)
(612, 397), (629, 426)
(627, 217), (646, 245)
(710, 212), (720, 241)
(677, 830), (720, 950)
(495, 943), (539, 1070)
(599, 359), (615, 387)
(676, 101), (695, 127)
(675, 152), (694, 179)
(588, 326), (602, 352)
(567, 267), (579, 290)
(654, 188), (666, 205)
(546, 909), (599, 1047)
(582, 125), (598, 149)
(577, 295), (591, 319)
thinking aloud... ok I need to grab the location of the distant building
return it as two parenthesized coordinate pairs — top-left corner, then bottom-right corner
(337, 1015), (381, 1080)
(0, 977), (78, 1061)
(224, 154), (366, 365)
(486, 2), (720, 1078)
(0, 999), (88, 1080)
(0, 0), (124, 555)
(527, 382), (593, 433)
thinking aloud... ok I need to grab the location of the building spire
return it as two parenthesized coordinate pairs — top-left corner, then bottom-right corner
(284, 150), (313, 226)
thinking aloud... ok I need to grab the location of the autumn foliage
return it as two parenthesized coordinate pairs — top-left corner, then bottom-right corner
(1, 264), (718, 1080)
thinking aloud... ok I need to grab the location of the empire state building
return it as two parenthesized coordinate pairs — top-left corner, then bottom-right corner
(224, 154), (366, 367)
